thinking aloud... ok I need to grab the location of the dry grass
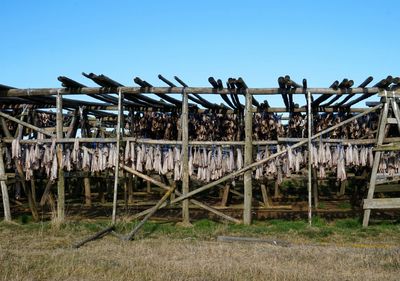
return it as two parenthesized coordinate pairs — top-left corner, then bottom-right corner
(0, 219), (399, 281)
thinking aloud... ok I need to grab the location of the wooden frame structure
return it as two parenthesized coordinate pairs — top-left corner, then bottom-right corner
(1, 74), (399, 232)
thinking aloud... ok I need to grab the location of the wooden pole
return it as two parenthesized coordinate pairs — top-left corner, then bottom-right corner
(111, 88), (123, 224)
(0, 145), (11, 222)
(56, 92), (65, 223)
(83, 176), (91, 206)
(181, 88), (190, 225)
(243, 89), (253, 225)
(307, 91), (313, 226)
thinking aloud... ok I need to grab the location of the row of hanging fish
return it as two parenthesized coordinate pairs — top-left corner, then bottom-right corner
(125, 111), (379, 141)
(5, 139), (400, 183)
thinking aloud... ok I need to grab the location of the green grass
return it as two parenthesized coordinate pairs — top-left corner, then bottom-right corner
(2, 217), (400, 245)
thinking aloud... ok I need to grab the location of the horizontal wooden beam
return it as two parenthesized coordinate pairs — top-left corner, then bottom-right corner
(0, 86), (393, 97)
(363, 198), (400, 209)
(374, 184), (400, 193)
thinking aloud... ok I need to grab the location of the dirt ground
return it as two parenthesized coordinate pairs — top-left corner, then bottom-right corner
(1, 220), (399, 281)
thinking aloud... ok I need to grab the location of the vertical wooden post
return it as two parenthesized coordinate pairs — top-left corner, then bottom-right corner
(0, 145), (11, 221)
(181, 88), (190, 225)
(312, 168), (319, 208)
(112, 88), (123, 224)
(221, 183), (231, 207)
(307, 91), (313, 226)
(56, 92), (65, 223)
(83, 175), (91, 206)
(339, 179), (347, 196)
(127, 175), (134, 203)
(260, 182), (272, 208)
(363, 99), (389, 227)
(243, 88), (253, 225)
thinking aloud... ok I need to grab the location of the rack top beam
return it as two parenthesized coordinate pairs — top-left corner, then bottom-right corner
(0, 86), (396, 98)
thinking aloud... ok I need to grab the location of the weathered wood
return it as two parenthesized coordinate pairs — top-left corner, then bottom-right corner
(56, 93), (65, 223)
(312, 167), (319, 208)
(274, 180), (280, 198)
(0, 146), (11, 221)
(260, 183), (272, 208)
(121, 165), (240, 223)
(374, 184), (400, 193)
(39, 180), (54, 206)
(0, 85), (391, 98)
(83, 176), (91, 206)
(15, 161), (39, 222)
(112, 89), (123, 224)
(220, 184), (231, 207)
(363, 198), (400, 209)
(73, 226), (115, 248)
(373, 144), (400, 151)
(339, 180), (347, 196)
(243, 89), (253, 225)
(181, 89), (190, 225)
(124, 184), (176, 240)
(307, 91), (313, 225)
(363, 100), (389, 227)
(217, 236), (290, 247)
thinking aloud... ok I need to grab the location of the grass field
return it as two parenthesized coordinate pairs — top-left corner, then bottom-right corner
(1, 217), (399, 281)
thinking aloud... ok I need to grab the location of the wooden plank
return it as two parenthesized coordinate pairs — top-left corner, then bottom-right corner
(363, 198), (400, 209)
(243, 89), (253, 225)
(374, 184), (400, 193)
(217, 236), (290, 247)
(374, 144), (400, 151)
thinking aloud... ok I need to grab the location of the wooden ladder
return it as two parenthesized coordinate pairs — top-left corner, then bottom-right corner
(363, 94), (400, 226)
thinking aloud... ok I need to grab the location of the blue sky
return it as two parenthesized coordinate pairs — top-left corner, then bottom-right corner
(1, 0), (399, 106)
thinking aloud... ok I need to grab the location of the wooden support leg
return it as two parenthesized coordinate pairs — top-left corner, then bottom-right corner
(30, 177), (37, 204)
(274, 180), (280, 198)
(243, 89), (253, 225)
(98, 180), (106, 204)
(312, 168), (319, 208)
(83, 175), (91, 206)
(15, 162), (39, 222)
(260, 183), (272, 208)
(0, 146), (11, 222)
(221, 183), (231, 207)
(127, 175), (134, 204)
(339, 180), (347, 197)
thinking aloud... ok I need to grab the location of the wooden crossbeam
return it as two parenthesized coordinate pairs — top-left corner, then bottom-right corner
(363, 198), (400, 209)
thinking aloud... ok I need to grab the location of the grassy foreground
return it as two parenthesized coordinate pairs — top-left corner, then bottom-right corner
(0, 217), (399, 281)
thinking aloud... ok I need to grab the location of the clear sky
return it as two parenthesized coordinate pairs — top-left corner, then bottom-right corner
(1, 0), (399, 107)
